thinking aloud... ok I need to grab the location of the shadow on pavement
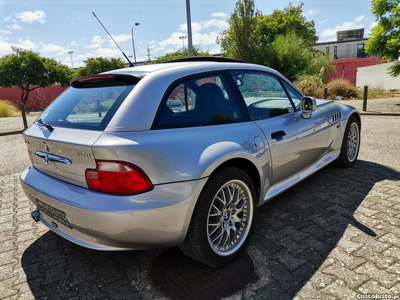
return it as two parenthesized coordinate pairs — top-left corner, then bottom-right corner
(22, 160), (400, 299)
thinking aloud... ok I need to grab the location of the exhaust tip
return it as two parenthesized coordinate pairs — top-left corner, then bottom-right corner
(31, 210), (40, 222)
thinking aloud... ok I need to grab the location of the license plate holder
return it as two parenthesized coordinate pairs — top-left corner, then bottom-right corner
(36, 199), (72, 229)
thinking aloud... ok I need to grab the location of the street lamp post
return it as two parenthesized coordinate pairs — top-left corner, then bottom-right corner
(68, 51), (74, 68)
(179, 36), (187, 52)
(131, 22), (140, 66)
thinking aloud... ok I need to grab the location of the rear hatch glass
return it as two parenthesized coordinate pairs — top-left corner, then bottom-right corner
(38, 74), (138, 131)
(23, 74), (139, 187)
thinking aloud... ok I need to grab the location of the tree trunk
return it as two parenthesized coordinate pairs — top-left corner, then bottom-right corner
(20, 85), (30, 112)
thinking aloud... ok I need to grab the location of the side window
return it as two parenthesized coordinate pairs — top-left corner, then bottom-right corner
(154, 73), (249, 129)
(281, 81), (302, 109)
(230, 71), (295, 120)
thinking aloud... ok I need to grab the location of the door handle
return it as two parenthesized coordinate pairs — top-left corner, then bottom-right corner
(271, 130), (286, 140)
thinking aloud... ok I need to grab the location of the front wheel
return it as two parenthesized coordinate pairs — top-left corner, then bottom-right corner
(179, 167), (257, 267)
(333, 115), (361, 168)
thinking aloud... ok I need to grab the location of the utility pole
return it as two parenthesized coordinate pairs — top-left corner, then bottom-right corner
(185, 0), (193, 57)
(146, 45), (151, 62)
(68, 51), (74, 68)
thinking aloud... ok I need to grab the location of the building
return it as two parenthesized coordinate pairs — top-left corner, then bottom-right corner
(313, 29), (368, 60)
(313, 29), (382, 84)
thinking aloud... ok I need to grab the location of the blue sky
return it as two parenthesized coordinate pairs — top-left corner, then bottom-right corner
(0, 0), (377, 67)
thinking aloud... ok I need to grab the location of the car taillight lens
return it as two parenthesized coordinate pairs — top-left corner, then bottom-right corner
(85, 161), (153, 195)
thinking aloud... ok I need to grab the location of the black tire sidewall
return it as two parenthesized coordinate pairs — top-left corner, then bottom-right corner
(340, 116), (361, 167)
(192, 167), (257, 267)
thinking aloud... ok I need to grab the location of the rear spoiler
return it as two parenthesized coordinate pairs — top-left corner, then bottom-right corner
(71, 74), (141, 87)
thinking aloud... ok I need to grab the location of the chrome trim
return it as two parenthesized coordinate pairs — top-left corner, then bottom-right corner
(35, 151), (72, 165)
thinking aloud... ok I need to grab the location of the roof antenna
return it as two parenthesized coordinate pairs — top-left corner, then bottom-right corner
(92, 12), (134, 67)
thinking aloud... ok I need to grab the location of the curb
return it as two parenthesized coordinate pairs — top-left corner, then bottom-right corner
(360, 112), (400, 116)
(0, 129), (24, 137)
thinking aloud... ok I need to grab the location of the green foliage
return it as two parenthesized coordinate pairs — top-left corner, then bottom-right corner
(266, 32), (313, 81)
(155, 47), (209, 63)
(257, 2), (318, 47)
(0, 100), (19, 118)
(0, 47), (73, 108)
(218, 0), (260, 62)
(294, 74), (324, 98)
(76, 57), (126, 77)
(365, 0), (400, 76)
(218, 1), (328, 81)
(326, 79), (359, 99)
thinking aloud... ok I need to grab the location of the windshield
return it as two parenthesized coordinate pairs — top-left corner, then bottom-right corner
(39, 81), (135, 131)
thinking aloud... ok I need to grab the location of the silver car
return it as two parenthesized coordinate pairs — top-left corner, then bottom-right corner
(20, 58), (361, 267)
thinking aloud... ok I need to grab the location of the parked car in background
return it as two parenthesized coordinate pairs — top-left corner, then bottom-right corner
(20, 57), (361, 267)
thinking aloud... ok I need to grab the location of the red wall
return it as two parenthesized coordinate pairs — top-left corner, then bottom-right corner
(329, 58), (384, 84)
(0, 85), (67, 111)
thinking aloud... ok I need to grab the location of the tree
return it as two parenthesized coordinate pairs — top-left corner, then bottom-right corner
(217, 0), (260, 62)
(0, 47), (73, 109)
(218, 1), (318, 66)
(266, 32), (313, 81)
(365, 0), (400, 76)
(76, 57), (126, 77)
(154, 47), (209, 63)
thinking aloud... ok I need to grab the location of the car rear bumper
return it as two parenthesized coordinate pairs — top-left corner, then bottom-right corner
(20, 166), (207, 250)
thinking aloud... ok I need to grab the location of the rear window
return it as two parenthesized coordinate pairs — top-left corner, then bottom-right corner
(38, 78), (136, 131)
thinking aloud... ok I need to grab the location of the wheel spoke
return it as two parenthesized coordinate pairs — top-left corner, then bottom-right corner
(207, 179), (253, 255)
(209, 223), (221, 236)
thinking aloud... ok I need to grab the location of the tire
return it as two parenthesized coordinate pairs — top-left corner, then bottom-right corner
(179, 166), (257, 267)
(333, 115), (361, 168)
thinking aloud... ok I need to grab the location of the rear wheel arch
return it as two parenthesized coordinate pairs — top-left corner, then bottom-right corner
(208, 158), (261, 197)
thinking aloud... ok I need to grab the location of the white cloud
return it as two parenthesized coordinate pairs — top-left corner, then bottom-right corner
(320, 19), (327, 24)
(87, 47), (121, 58)
(108, 33), (131, 47)
(1, 29), (11, 34)
(70, 41), (79, 47)
(179, 22), (202, 33)
(368, 21), (378, 35)
(355, 15), (365, 22)
(7, 23), (23, 30)
(179, 18), (229, 33)
(16, 11), (46, 23)
(40, 43), (66, 56)
(0, 36), (38, 56)
(3, 15), (16, 22)
(211, 12), (227, 19)
(87, 35), (104, 48)
(320, 16), (365, 38)
(307, 9), (319, 16)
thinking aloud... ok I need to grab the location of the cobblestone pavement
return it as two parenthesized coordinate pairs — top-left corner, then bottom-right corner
(1, 116), (400, 299)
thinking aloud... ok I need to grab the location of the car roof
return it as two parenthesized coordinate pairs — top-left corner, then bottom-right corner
(103, 60), (278, 77)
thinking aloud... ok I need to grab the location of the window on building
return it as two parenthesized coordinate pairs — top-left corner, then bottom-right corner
(357, 44), (365, 58)
(326, 47), (329, 54)
(334, 46), (338, 59)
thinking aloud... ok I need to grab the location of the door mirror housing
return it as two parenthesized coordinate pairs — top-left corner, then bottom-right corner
(300, 96), (317, 119)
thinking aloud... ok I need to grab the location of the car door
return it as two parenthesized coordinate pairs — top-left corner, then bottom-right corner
(230, 71), (329, 184)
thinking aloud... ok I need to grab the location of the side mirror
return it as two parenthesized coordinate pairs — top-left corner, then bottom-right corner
(300, 96), (317, 119)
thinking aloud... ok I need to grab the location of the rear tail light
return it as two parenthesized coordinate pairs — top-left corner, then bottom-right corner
(85, 160), (153, 195)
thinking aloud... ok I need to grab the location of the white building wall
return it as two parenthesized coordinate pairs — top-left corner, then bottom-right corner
(356, 62), (400, 89)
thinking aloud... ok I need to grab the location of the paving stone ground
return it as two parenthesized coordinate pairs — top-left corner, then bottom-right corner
(0, 115), (399, 299)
